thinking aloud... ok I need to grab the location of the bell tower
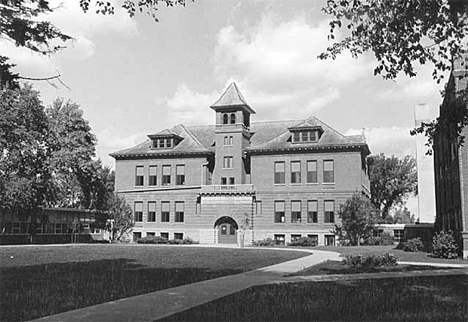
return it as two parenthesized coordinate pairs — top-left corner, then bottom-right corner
(210, 83), (255, 185)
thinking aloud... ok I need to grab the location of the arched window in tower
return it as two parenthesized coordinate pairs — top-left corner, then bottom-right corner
(223, 113), (229, 124)
(230, 113), (236, 124)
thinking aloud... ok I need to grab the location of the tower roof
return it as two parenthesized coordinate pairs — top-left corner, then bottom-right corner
(210, 82), (256, 114)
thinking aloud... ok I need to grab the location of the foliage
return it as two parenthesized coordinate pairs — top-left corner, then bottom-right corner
(137, 236), (169, 244)
(252, 238), (276, 247)
(389, 206), (416, 224)
(365, 232), (395, 246)
(287, 237), (318, 247)
(342, 252), (398, 268)
(403, 237), (425, 252)
(320, 0), (468, 148)
(368, 154), (418, 220)
(105, 193), (134, 241)
(431, 230), (459, 259)
(334, 193), (378, 246)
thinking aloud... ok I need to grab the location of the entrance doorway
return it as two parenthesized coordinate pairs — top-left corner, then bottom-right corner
(214, 216), (238, 244)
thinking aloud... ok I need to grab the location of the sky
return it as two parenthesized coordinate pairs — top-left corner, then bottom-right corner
(3, 0), (445, 218)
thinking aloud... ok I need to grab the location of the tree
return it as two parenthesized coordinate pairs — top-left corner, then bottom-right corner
(320, 0), (468, 146)
(106, 193), (134, 242)
(0, 0), (191, 87)
(334, 193), (377, 246)
(368, 154), (418, 220)
(389, 206), (416, 224)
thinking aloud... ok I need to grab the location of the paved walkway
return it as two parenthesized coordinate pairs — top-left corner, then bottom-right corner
(32, 246), (467, 322)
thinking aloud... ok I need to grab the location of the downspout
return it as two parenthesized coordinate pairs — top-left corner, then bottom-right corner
(201, 161), (209, 186)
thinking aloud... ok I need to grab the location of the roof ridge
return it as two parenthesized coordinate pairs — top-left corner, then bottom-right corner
(178, 124), (211, 150)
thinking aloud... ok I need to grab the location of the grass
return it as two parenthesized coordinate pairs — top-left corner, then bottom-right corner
(0, 244), (307, 321)
(290, 260), (457, 276)
(160, 275), (468, 322)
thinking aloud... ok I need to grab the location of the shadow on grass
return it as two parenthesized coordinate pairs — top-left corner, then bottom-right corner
(160, 275), (468, 322)
(288, 260), (457, 277)
(0, 259), (242, 322)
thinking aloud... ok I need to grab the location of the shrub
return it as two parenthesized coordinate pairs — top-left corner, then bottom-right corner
(431, 230), (459, 259)
(168, 238), (184, 245)
(253, 238), (275, 247)
(379, 232), (395, 246)
(365, 236), (381, 246)
(137, 236), (168, 244)
(403, 238), (424, 252)
(342, 253), (398, 268)
(181, 237), (199, 245)
(287, 237), (318, 247)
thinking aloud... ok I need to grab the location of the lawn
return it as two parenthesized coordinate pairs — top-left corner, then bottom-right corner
(161, 275), (468, 322)
(0, 244), (307, 321)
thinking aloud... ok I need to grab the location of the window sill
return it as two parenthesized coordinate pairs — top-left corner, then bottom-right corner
(305, 183), (319, 185)
(322, 182), (335, 185)
(290, 183), (302, 186)
(273, 183), (286, 186)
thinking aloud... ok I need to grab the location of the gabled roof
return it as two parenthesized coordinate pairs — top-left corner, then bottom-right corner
(110, 116), (370, 159)
(147, 128), (183, 140)
(210, 83), (256, 114)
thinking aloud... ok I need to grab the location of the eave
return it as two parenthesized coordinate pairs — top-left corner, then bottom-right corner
(110, 150), (214, 160)
(246, 143), (370, 156)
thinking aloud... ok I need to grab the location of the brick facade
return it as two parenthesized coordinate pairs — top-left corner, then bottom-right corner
(111, 83), (371, 246)
(433, 54), (468, 258)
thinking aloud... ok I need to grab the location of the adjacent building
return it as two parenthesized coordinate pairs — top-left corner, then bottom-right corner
(111, 83), (371, 245)
(433, 54), (468, 258)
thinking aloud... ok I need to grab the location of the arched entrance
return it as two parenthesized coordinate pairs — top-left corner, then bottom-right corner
(214, 216), (238, 244)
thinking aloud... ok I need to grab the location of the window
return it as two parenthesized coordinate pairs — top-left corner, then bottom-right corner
(229, 177), (235, 185)
(274, 162), (285, 184)
(307, 200), (318, 223)
(176, 165), (185, 185)
(291, 201), (301, 223)
(291, 234), (301, 242)
(230, 113), (236, 124)
(134, 202), (143, 222)
(147, 202), (156, 222)
(324, 200), (335, 223)
(291, 161), (301, 184)
(133, 232), (142, 242)
(162, 165), (171, 185)
(174, 233), (184, 240)
(135, 166), (144, 186)
(149, 166), (157, 186)
(166, 138), (172, 148)
(229, 136), (233, 145)
(274, 201), (285, 223)
(159, 139), (165, 148)
(221, 177), (227, 185)
(394, 229), (404, 242)
(223, 156), (233, 169)
(175, 202), (184, 222)
(323, 160), (334, 183)
(309, 130), (317, 142)
(161, 202), (170, 222)
(293, 132), (300, 142)
(307, 160), (318, 184)
(223, 113), (229, 124)
(256, 201), (262, 214)
(307, 234), (318, 246)
(147, 232), (155, 237)
(224, 136), (233, 146)
(325, 235), (335, 246)
(160, 232), (169, 239)
(274, 234), (285, 245)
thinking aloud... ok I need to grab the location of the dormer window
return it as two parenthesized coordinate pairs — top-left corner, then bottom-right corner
(288, 126), (323, 144)
(148, 131), (183, 150)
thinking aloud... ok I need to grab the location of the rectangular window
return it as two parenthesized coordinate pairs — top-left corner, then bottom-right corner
(307, 160), (318, 184)
(274, 234), (285, 245)
(221, 177), (227, 185)
(256, 201), (262, 214)
(229, 177), (235, 185)
(135, 166), (144, 186)
(324, 200), (335, 223)
(160, 232), (169, 239)
(307, 234), (318, 246)
(223, 156), (233, 169)
(323, 160), (334, 183)
(175, 202), (184, 222)
(394, 229), (404, 242)
(309, 130), (317, 142)
(176, 165), (185, 185)
(159, 139), (165, 148)
(147, 202), (156, 222)
(301, 131), (308, 142)
(291, 161), (301, 184)
(166, 138), (172, 148)
(229, 136), (233, 145)
(134, 202), (143, 222)
(325, 235), (335, 246)
(224, 136), (228, 146)
(162, 165), (171, 185)
(274, 162), (285, 184)
(161, 202), (170, 222)
(291, 200), (301, 223)
(307, 200), (318, 223)
(147, 232), (155, 237)
(293, 132), (300, 142)
(291, 234), (301, 242)
(149, 165), (157, 186)
(174, 233), (183, 240)
(274, 201), (285, 223)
